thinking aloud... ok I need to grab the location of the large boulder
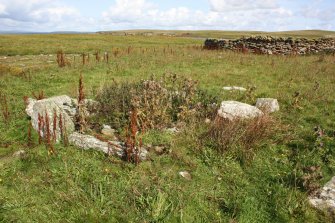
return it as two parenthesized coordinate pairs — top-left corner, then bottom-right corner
(69, 132), (148, 161)
(309, 176), (335, 213)
(218, 101), (263, 121)
(256, 98), (279, 113)
(27, 95), (76, 142)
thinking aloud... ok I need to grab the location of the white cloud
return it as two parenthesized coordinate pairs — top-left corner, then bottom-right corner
(0, 0), (332, 32)
(208, 0), (278, 12)
(0, 3), (7, 15)
(30, 6), (79, 23)
(101, 0), (293, 31)
(0, 0), (82, 30)
(301, 7), (335, 21)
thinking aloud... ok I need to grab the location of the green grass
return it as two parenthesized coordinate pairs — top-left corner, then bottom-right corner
(0, 34), (335, 222)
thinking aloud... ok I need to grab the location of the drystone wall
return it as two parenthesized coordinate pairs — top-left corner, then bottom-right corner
(204, 36), (335, 55)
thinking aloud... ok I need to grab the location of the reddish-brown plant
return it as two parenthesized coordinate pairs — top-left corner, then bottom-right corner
(37, 113), (44, 144)
(82, 53), (86, 65)
(45, 111), (55, 155)
(63, 120), (69, 147)
(56, 50), (66, 67)
(95, 51), (100, 62)
(53, 109), (57, 143)
(76, 74), (87, 133)
(23, 95), (29, 107)
(59, 113), (63, 140)
(45, 112), (51, 146)
(0, 93), (10, 123)
(32, 90), (45, 100)
(78, 74), (85, 103)
(125, 108), (141, 164)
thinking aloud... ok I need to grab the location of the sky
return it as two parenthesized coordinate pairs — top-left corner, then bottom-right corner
(0, 0), (334, 32)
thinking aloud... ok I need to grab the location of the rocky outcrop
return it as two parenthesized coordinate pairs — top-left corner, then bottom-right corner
(217, 101), (263, 121)
(309, 176), (335, 213)
(204, 36), (335, 55)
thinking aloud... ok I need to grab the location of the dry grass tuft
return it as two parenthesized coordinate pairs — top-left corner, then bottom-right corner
(207, 114), (277, 162)
(56, 50), (66, 67)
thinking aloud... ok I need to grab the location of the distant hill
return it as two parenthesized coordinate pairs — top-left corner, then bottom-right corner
(0, 31), (93, 34)
(97, 29), (335, 39)
(1, 29), (334, 39)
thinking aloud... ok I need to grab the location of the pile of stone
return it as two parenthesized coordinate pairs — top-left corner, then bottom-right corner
(204, 36), (335, 55)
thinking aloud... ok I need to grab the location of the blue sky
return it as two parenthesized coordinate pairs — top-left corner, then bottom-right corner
(0, 0), (334, 32)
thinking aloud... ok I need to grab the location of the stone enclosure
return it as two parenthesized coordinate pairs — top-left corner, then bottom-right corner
(204, 36), (335, 55)
(24, 92), (335, 213)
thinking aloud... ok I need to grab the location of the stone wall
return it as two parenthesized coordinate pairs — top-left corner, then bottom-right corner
(204, 36), (335, 55)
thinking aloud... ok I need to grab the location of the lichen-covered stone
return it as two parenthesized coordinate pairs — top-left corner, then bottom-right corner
(309, 176), (335, 213)
(27, 95), (76, 142)
(218, 101), (263, 121)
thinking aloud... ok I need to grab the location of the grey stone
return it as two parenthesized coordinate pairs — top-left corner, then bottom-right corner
(204, 36), (335, 55)
(166, 127), (179, 134)
(179, 171), (192, 180)
(25, 98), (37, 117)
(309, 176), (335, 213)
(223, 86), (247, 91)
(69, 132), (148, 161)
(13, 150), (26, 158)
(218, 101), (263, 121)
(28, 96), (76, 142)
(256, 98), (280, 113)
(101, 124), (117, 139)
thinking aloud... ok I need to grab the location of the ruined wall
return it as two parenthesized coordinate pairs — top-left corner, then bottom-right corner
(204, 36), (335, 55)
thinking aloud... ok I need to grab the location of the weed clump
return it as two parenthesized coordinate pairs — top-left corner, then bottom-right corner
(95, 74), (218, 131)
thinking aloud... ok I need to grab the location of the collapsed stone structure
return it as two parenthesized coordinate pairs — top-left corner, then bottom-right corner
(204, 36), (335, 55)
(25, 95), (148, 161)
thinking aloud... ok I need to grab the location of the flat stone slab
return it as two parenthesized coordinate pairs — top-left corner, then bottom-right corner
(69, 132), (148, 161)
(223, 86), (247, 91)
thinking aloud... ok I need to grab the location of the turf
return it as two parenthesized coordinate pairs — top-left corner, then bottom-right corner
(0, 33), (335, 222)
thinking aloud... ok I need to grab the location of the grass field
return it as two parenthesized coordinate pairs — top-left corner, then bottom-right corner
(0, 33), (335, 222)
